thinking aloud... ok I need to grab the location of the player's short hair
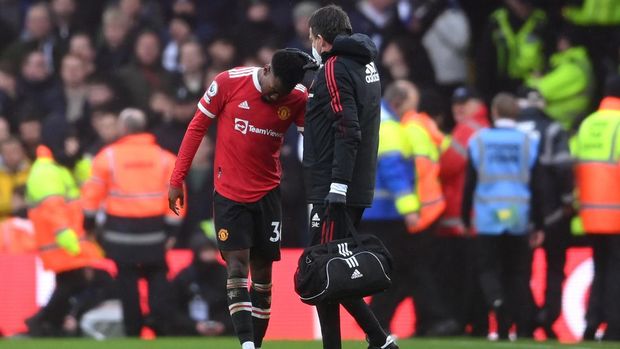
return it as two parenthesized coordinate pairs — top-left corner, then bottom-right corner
(270, 49), (307, 94)
(308, 5), (352, 44)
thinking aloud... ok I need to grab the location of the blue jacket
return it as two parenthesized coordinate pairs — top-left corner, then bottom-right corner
(364, 102), (416, 221)
(464, 120), (540, 235)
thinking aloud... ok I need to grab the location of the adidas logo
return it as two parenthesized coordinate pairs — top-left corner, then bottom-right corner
(238, 101), (250, 109)
(365, 63), (379, 83)
(312, 213), (320, 222)
(351, 269), (363, 279)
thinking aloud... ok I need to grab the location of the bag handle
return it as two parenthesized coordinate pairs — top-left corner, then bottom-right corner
(321, 206), (363, 248)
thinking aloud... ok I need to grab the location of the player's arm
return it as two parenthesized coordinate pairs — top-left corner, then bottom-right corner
(324, 58), (360, 202)
(292, 84), (308, 134)
(168, 73), (227, 214)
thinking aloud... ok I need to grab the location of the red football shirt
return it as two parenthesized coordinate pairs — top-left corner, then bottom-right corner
(170, 67), (308, 203)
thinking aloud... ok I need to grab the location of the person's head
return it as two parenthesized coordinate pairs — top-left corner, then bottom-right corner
(117, 108), (147, 136)
(367, 0), (396, 11)
(0, 137), (26, 171)
(51, 0), (76, 21)
(308, 5), (352, 58)
(91, 106), (120, 144)
(207, 38), (236, 70)
(103, 7), (130, 49)
(246, 0), (270, 23)
(258, 49), (308, 103)
(180, 41), (205, 74)
(293, 1), (320, 40)
(21, 51), (50, 83)
(381, 39), (409, 80)
(169, 15), (193, 43)
(69, 33), (96, 64)
(604, 74), (620, 98)
(0, 117), (9, 142)
(88, 77), (117, 107)
(134, 31), (161, 67)
(516, 87), (545, 110)
(256, 41), (278, 66)
(18, 114), (42, 148)
(25, 3), (53, 40)
(504, 0), (534, 20)
(61, 54), (87, 88)
(491, 92), (519, 121)
(384, 80), (420, 118)
(120, 0), (142, 19)
(452, 86), (484, 123)
(0, 67), (16, 97)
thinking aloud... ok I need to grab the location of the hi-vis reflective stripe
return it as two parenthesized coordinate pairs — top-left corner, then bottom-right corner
(103, 230), (167, 245)
(109, 191), (166, 199)
(338, 243), (352, 257)
(475, 195), (529, 203)
(439, 217), (465, 228)
(449, 139), (468, 157)
(422, 196), (445, 208)
(344, 256), (359, 268)
(581, 203), (620, 210)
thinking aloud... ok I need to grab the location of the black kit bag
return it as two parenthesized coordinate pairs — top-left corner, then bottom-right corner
(294, 209), (393, 305)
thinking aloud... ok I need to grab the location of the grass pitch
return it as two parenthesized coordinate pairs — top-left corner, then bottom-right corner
(0, 338), (618, 349)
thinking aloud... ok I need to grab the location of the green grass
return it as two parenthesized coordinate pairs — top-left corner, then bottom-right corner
(0, 338), (618, 349)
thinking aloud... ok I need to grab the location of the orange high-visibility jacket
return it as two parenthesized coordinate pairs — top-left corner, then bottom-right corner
(401, 111), (446, 232)
(575, 97), (620, 234)
(81, 133), (182, 234)
(438, 107), (490, 236)
(26, 146), (101, 273)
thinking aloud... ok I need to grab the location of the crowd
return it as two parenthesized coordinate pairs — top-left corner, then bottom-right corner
(0, 0), (619, 342)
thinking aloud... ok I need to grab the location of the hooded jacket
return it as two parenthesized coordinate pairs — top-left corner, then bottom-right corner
(303, 33), (381, 206)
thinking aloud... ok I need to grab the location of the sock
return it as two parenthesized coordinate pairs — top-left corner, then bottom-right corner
(227, 278), (254, 345)
(251, 282), (272, 348)
(241, 342), (255, 349)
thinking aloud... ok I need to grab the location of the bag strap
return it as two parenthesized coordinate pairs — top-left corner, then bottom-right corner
(321, 207), (363, 247)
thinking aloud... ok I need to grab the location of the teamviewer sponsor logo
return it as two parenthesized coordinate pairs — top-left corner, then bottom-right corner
(234, 118), (249, 134)
(234, 118), (283, 138)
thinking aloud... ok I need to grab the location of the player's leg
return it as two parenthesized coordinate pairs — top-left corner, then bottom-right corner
(250, 187), (282, 348)
(214, 191), (255, 349)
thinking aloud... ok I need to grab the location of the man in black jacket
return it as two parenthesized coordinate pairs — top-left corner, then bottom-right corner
(516, 88), (574, 338)
(303, 5), (396, 349)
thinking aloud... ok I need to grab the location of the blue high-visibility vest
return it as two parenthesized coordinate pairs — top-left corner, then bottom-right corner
(469, 126), (539, 235)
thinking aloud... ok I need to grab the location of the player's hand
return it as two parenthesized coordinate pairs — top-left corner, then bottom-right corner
(168, 186), (184, 216)
(404, 212), (420, 230)
(529, 230), (545, 249)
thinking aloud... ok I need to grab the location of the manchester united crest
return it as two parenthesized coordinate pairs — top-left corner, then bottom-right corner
(277, 106), (291, 120)
(218, 229), (229, 241)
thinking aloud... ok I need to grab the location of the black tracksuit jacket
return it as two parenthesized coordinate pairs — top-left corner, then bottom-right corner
(303, 33), (381, 207)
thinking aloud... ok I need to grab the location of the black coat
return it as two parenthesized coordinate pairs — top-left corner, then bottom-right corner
(303, 33), (381, 207)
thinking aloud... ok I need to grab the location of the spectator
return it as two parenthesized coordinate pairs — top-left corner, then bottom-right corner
(1, 2), (61, 73)
(0, 65), (17, 126)
(436, 86), (490, 335)
(0, 137), (30, 221)
(165, 233), (232, 336)
(476, 0), (550, 100)
(162, 15), (195, 72)
(234, 0), (281, 61)
(462, 92), (544, 339)
(0, 117), (9, 142)
(422, 0), (471, 98)
(117, 31), (171, 112)
(15, 50), (58, 114)
(51, 0), (79, 45)
(380, 37), (436, 88)
(85, 105), (120, 157)
(286, 1), (320, 52)
(526, 27), (595, 131)
(205, 37), (237, 73)
(349, 0), (398, 51)
(96, 7), (132, 73)
(18, 113), (43, 160)
(52, 54), (90, 134)
(86, 76), (125, 110)
(68, 33), (97, 76)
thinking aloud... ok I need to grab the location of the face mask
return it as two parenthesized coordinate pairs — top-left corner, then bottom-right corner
(312, 46), (322, 65)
